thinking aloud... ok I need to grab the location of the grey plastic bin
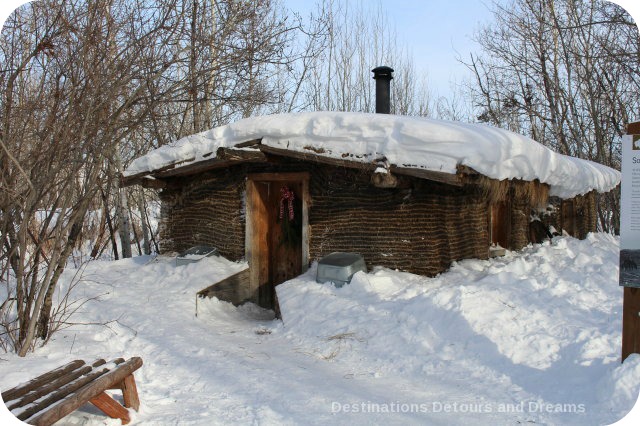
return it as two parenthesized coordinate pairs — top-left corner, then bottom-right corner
(316, 252), (366, 287)
(176, 246), (219, 266)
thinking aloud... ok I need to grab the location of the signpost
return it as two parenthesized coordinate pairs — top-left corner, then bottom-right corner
(621, 122), (640, 362)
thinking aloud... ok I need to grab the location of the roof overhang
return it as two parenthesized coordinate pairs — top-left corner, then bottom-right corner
(122, 138), (468, 188)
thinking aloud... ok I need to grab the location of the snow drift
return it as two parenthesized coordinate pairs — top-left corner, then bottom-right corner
(0, 233), (637, 425)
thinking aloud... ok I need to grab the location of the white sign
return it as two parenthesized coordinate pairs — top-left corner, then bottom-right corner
(620, 134), (640, 287)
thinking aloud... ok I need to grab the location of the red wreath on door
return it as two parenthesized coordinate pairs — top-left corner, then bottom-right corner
(279, 185), (295, 221)
(277, 185), (299, 248)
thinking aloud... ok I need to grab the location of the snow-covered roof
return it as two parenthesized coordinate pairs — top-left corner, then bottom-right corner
(124, 111), (620, 199)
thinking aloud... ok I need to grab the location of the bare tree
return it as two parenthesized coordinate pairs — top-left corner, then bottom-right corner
(465, 0), (638, 232)
(0, 0), (188, 354)
(0, 0), (327, 354)
(297, 0), (432, 116)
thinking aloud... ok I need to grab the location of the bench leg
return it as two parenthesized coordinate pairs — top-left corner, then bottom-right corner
(120, 374), (140, 411)
(90, 392), (131, 425)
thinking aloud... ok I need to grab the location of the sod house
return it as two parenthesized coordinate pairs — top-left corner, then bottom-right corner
(122, 106), (620, 311)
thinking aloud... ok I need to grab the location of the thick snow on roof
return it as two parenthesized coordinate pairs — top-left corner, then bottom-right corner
(125, 111), (620, 198)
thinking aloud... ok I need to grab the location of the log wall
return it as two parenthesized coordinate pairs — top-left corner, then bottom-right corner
(158, 159), (601, 278)
(158, 169), (246, 259)
(509, 195), (533, 251)
(539, 191), (598, 239)
(158, 161), (491, 276)
(307, 167), (490, 276)
(573, 191), (598, 238)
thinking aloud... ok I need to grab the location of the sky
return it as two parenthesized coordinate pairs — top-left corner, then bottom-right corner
(373, 0), (493, 96)
(0, 0), (637, 98)
(282, 0), (640, 99)
(283, 0), (496, 98)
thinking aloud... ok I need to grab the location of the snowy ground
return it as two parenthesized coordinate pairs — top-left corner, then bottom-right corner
(1, 233), (640, 425)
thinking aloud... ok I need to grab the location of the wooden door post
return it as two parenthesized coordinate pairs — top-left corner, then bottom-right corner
(622, 288), (640, 362)
(622, 122), (640, 362)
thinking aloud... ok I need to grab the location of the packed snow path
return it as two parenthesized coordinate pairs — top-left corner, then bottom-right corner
(1, 233), (639, 425)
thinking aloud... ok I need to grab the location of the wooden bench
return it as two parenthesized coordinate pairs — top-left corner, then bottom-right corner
(1, 357), (143, 425)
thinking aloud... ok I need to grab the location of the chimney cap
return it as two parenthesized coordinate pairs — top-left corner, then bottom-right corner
(372, 66), (394, 79)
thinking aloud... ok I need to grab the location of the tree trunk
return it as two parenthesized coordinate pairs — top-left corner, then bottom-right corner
(115, 147), (132, 259)
(101, 187), (119, 260)
(136, 188), (151, 255)
(129, 207), (142, 256)
(37, 222), (83, 341)
(90, 205), (107, 259)
(118, 187), (132, 259)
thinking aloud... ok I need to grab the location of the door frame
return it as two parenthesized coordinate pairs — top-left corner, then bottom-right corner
(245, 172), (310, 307)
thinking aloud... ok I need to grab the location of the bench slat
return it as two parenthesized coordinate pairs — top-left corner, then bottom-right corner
(1, 360), (86, 402)
(7, 359), (107, 412)
(7, 365), (92, 411)
(16, 361), (114, 421)
(26, 357), (143, 426)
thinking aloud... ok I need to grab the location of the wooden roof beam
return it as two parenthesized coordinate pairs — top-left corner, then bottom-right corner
(152, 148), (266, 179)
(259, 145), (463, 187)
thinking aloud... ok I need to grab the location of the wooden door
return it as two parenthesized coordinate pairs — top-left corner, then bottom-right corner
(246, 173), (309, 311)
(561, 199), (575, 236)
(491, 201), (511, 249)
(267, 180), (303, 289)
